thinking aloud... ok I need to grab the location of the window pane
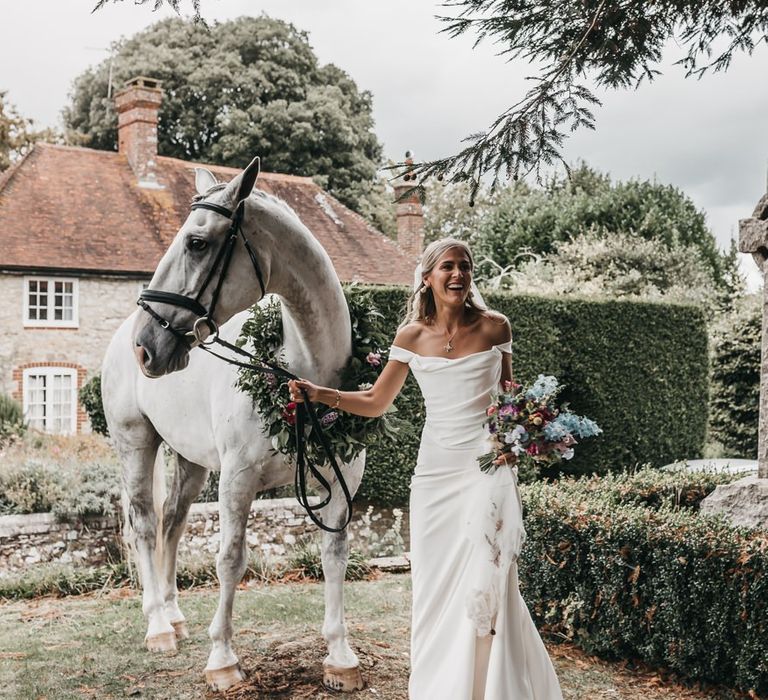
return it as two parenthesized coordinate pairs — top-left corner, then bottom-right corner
(27, 280), (51, 322)
(51, 281), (74, 322)
(50, 374), (73, 434)
(25, 374), (47, 431)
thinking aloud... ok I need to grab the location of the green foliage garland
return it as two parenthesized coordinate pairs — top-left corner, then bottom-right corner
(236, 288), (401, 467)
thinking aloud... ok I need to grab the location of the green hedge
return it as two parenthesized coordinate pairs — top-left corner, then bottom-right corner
(518, 469), (767, 695)
(709, 296), (760, 456)
(358, 286), (709, 504)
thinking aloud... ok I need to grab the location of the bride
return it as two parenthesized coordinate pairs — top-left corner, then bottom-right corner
(289, 238), (563, 699)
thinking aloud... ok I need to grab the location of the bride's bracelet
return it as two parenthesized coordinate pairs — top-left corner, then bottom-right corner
(333, 389), (341, 410)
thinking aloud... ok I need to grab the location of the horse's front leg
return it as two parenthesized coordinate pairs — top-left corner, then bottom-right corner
(160, 453), (209, 641)
(120, 441), (178, 652)
(204, 460), (259, 691)
(320, 455), (366, 692)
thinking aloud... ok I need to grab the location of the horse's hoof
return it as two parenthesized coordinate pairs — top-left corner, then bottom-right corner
(145, 631), (177, 653)
(323, 663), (365, 692)
(171, 620), (189, 640)
(205, 663), (246, 691)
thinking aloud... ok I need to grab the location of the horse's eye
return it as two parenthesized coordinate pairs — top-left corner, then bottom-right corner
(189, 237), (208, 252)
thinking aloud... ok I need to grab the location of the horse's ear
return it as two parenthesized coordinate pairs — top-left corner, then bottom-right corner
(228, 156), (261, 205)
(194, 167), (218, 195)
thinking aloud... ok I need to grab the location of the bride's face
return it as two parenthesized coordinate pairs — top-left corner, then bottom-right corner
(424, 247), (473, 307)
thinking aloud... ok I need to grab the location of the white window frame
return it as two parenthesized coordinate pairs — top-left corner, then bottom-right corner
(22, 366), (78, 435)
(23, 276), (79, 328)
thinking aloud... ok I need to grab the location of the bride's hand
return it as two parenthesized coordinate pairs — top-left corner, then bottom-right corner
(493, 452), (518, 466)
(288, 378), (320, 403)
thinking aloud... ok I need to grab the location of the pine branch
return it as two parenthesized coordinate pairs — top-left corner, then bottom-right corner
(92, 0), (203, 23)
(405, 0), (608, 199)
(409, 0), (768, 193)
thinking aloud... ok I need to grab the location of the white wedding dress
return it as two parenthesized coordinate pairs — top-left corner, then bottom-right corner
(389, 341), (564, 700)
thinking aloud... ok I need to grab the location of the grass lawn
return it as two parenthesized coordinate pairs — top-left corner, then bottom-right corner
(0, 574), (753, 700)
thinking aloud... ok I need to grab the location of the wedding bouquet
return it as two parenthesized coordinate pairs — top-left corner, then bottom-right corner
(478, 374), (601, 475)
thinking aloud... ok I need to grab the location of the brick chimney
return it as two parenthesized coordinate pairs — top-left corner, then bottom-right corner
(115, 76), (163, 189)
(392, 151), (424, 260)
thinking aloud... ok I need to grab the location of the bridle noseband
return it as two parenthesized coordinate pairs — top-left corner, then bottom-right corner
(135, 194), (354, 533)
(137, 198), (266, 346)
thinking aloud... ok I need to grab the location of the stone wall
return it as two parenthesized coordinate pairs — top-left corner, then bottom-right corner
(0, 499), (408, 577)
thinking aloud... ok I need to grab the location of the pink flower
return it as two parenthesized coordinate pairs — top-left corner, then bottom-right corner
(499, 404), (518, 417)
(366, 351), (382, 367)
(486, 405), (498, 416)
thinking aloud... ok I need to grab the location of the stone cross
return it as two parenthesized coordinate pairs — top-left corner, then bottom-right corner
(738, 192), (768, 479)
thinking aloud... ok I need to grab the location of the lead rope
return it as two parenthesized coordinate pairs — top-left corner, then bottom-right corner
(198, 335), (354, 533)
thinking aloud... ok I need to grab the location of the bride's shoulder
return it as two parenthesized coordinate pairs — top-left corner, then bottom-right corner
(477, 310), (512, 344)
(392, 321), (426, 352)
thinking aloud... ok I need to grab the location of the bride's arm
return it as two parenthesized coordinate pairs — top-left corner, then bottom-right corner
(288, 360), (410, 418)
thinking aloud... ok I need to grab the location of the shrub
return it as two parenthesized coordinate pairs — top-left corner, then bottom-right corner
(51, 462), (122, 522)
(0, 393), (26, 444)
(519, 474), (768, 695)
(0, 462), (65, 515)
(550, 463), (741, 511)
(709, 294), (760, 457)
(79, 375), (108, 436)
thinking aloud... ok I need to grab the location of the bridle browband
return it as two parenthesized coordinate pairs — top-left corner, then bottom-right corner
(136, 195), (353, 533)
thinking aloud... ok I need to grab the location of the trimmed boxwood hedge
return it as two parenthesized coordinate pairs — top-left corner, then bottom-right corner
(358, 286), (709, 504)
(709, 296), (760, 457)
(518, 469), (767, 695)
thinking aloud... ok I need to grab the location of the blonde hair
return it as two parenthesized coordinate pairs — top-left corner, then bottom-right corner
(399, 238), (488, 329)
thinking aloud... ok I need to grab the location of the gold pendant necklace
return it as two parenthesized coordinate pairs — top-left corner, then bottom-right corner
(443, 329), (457, 353)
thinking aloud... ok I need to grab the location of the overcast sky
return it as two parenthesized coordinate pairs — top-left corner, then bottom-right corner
(2, 0), (767, 286)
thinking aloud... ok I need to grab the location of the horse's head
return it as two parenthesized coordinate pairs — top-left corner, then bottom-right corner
(133, 156), (267, 377)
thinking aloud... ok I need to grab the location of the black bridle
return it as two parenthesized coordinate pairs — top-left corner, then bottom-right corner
(138, 199), (266, 346)
(137, 196), (354, 533)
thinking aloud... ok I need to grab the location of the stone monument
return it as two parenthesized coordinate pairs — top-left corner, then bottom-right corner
(700, 192), (768, 529)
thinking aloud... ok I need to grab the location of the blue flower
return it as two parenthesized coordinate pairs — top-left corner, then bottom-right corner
(525, 375), (559, 401)
(577, 417), (602, 438)
(543, 422), (568, 441)
(551, 413), (580, 435)
(551, 412), (601, 438)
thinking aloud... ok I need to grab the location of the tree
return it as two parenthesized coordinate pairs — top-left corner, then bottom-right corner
(64, 16), (393, 231)
(0, 92), (61, 172)
(428, 164), (724, 273)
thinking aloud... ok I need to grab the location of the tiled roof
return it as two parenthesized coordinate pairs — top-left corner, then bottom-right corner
(0, 143), (412, 285)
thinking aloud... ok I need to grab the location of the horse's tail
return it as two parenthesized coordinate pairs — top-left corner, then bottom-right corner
(121, 445), (167, 584)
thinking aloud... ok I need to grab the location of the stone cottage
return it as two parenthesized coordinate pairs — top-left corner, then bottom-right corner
(0, 76), (423, 434)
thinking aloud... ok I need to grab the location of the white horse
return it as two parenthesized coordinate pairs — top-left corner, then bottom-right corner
(102, 156), (365, 691)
